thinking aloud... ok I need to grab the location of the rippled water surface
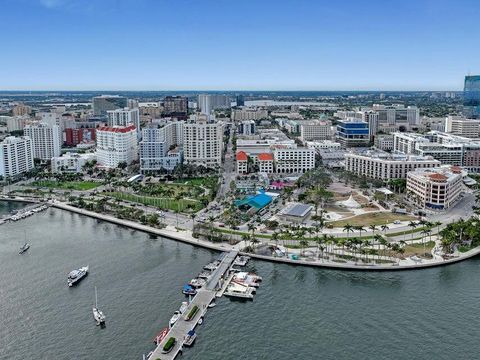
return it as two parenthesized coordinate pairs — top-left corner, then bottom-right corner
(1, 204), (480, 360)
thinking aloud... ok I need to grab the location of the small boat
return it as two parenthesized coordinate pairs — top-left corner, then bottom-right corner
(203, 261), (220, 271)
(19, 243), (30, 255)
(188, 278), (206, 289)
(197, 271), (211, 279)
(153, 327), (169, 345)
(179, 301), (188, 314)
(92, 286), (106, 325)
(169, 311), (181, 328)
(208, 301), (216, 308)
(198, 317), (203, 325)
(184, 329), (197, 346)
(68, 266), (89, 287)
(232, 272), (262, 287)
(224, 283), (255, 299)
(233, 255), (250, 266)
(182, 285), (197, 296)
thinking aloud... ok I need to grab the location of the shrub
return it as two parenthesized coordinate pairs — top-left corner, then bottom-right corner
(186, 305), (199, 321)
(163, 337), (176, 352)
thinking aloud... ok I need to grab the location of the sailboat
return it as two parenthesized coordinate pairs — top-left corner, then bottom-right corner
(92, 286), (106, 325)
(19, 231), (30, 255)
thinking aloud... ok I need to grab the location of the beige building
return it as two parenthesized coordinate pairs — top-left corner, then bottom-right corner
(183, 119), (224, 168)
(274, 148), (315, 174)
(344, 151), (441, 180)
(406, 165), (465, 210)
(299, 120), (333, 141)
(444, 116), (480, 138)
(12, 104), (32, 116)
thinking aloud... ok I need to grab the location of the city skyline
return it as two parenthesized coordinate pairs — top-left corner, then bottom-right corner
(1, 0), (479, 91)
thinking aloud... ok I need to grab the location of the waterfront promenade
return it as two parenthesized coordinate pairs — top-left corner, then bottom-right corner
(3, 197), (477, 271)
(147, 250), (238, 360)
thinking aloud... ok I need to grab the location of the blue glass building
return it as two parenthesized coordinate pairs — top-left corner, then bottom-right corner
(464, 75), (480, 118)
(336, 120), (370, 147)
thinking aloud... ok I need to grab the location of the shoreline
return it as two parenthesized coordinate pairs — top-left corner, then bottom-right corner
(3, 197), (478, 271)
(42, 200), (480, 272)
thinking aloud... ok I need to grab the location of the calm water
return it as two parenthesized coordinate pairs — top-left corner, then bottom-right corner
(0, 200), (28, 216)
(1, 204), (480, 360)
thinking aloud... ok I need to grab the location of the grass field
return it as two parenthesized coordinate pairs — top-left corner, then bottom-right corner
(327, 212), (416, 228)
(105, 192), (203, 213)
(402, 241), (435, 257)
(32, 180), (100, 191)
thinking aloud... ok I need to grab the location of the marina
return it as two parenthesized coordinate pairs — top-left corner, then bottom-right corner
(147, 250), (240, 360)
(0, 203), (49, 224)
(2, 205), (480, 359)
(146, 249), (262, 360)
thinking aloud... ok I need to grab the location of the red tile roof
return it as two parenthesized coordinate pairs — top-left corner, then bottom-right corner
(258, 153), (274, 161)
(450, 166), (462, 174)
(97, 125), (136, 133)
(236, 151), (248, 161)
(428, 173), (447, 181)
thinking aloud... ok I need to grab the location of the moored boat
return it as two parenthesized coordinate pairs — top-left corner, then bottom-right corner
(169, 311), (181, 328)
(182, 284), (197, 296)
(224, 282), (255, 299)
(184, 329), (196, 346)
(153, 327), (169, 345)
(188, 278), (206, 289)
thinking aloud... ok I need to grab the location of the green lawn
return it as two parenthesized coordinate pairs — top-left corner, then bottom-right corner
(173, 177), (218, 187)
(104, 192), (203, 213)
(327, 212), (416, 228)
(31, 180), (100, 191)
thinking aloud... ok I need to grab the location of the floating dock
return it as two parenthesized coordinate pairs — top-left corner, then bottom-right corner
(147, 250), (238, 360)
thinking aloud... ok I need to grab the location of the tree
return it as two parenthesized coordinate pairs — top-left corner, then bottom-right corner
(381, 224), (389, 234)
(408, 221), (418, 241)
(343, 224), (354, 238)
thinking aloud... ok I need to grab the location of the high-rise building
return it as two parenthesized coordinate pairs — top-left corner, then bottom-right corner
(336, 119), (370, 147)
(140, 122), (184, 172)
(236, 94), (245, 107)
(237, 120), (256, 136)
(65, 128), (96, 146)
(0, 136), (34, 178)
(197, 94), (230, 115)
(24, 122), (61, 160)
(92, 95), (128, 116)
(444, 115), (480, 138)
(107, 108), (140, 140)
(96, 125), (138, 168)
(183, 119), (224, 168)
(274, 148), (315, 174)
(299, 120), (333, 141)
(12, 104), (32, 116)
(464, 75), (480, 119)
(163, 96), (188, 118)
(231, 108), (268, 121)
(4, 115), (28, 132)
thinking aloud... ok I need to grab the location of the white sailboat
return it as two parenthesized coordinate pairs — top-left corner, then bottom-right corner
(92, 286), (106, 325)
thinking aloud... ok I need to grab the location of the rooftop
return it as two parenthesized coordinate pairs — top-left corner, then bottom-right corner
(279, 203), (313, 218)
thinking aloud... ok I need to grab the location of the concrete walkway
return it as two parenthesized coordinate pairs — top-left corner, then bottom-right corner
(42, 200), (480, 271)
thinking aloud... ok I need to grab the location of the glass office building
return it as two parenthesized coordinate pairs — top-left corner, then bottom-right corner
(464, 75), (480, 119)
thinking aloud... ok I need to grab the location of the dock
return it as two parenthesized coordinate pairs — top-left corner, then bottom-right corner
(147, 250), (238, 360)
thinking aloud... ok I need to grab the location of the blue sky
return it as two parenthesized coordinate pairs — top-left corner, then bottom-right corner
(0, 0), (478, 90)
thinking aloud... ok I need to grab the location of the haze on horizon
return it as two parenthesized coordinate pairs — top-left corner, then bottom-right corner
(1, 0), (478, 91)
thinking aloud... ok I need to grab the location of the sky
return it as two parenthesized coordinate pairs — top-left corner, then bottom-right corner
(0, 0), (479, 91)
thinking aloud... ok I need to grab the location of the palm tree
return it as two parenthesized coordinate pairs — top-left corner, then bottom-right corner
(381, 224), (389, 234)
(355, 226), (366, 239)
(408, 221), (418, 242)
(369, 224), (377, 236)
(247, 223), (256, 249)
(434, 221), (442, 236)
(271, 231), (279, 249)
(343, 224), (354, 238)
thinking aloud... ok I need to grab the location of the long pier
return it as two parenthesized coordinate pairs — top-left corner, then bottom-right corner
(147, 250), (238, 360)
